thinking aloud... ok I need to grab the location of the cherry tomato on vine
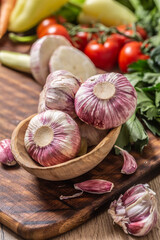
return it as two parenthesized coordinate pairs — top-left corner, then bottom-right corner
(37, 23), (71, 42)
(84, 39), (120, 71)
(37, 17), (57, 37)
(118, 41), (149, 73)
(117, 24), (148, 40)
(108, 33), (126, 48)
(72, 26), (93, 51)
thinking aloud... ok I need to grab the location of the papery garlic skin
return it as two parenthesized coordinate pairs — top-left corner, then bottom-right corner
(75, 73), (137, 129)
(74, 179), (114, 194)
(108, 184), (158, 237)
(24, 110), (81, 167)
(38, 70), (81, 118)
(38, 88), (49, 113)
(76, 118), (107, 147)
(0, 139), (17, 166)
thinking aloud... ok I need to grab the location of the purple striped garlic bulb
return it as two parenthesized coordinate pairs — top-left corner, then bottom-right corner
(38, 70), (81, 118)
(108, 184), (158, 237)
(24, 110), (81, 167)
(75, 72), (137, 129)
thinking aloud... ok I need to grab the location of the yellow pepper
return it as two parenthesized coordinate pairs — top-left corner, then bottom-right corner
(8, 0), (68, 32)
(78, 0), (136, 26)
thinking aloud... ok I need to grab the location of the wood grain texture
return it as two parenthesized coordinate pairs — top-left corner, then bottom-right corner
(0, 37), (160, 240)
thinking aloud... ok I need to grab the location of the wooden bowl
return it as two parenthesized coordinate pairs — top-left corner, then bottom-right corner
(11, 114), (121, 181)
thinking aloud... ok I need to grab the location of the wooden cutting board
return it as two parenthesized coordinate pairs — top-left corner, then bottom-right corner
(0, 37), (160, 240)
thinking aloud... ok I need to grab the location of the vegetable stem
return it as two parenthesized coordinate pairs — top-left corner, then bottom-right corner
(0, 50), (31, 73)
(9, 33), (37, 43)
(68, 0), (83, 9)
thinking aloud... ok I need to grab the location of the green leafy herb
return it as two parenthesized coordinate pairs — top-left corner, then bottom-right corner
(55, 0), (85, 23)
(115, 114), (148, 153)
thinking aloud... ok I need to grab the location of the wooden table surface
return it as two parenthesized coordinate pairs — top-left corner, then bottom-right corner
(0, 175), (159, 240)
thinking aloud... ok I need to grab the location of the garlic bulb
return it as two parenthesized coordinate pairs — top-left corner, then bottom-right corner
(75, 73), (137, 129)
(38, 70), (81, 118)
(108, 184), (158, 237)
(0, 139), (17, 166)
(38, 89), (49, 113)
(76, 118), (107, 146)
(24, 110), (81, 167)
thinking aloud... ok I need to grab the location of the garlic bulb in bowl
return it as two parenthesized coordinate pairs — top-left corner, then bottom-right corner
(24, 110), (81, 167)
(38, 70), (81, 118)
(75, 72), (137, 129)
(75, 118), (107, 147)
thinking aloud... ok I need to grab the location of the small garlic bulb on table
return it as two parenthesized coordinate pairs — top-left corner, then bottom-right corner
(38, 70), (81, 118)
(75, 72), (137, 129)
(24, 110), (81, 167)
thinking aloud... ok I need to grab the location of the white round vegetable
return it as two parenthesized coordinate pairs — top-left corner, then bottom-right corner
(30, 35), (71, 85)
(24, 110), (81, 167)
(49, 45), (96, 82)
(38, 70), (81, 118)
(75, 72), (137, 129)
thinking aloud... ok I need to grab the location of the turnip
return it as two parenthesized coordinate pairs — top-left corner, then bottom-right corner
(49, 46), (96, 82)
(0, 35), (71, 85)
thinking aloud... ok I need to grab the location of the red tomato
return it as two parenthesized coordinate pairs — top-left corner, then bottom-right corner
(84, 39), (120, 71)
(37, 17), (57, 37)
(108, 33), (126, 48)
(72, 26), (93, 51)
(117, 24), (148, 40)
(37, 24), (71, 41)
(118, 41), (149, 73)
(72, 31), (92, 51)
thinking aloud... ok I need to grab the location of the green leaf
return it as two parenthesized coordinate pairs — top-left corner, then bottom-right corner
(115, 114), (148, 153)
(142, 73), (160, 84)
(55, 1), (84, 23)
(136, 88), (158, 120)
(115, 124), (131, 153)
(125, 73), (142, 87)
(142, 118), (160, 136)
(128, 60), (150, 73)
(126, 114), (148, 144)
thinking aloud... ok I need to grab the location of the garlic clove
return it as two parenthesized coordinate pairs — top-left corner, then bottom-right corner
(75, 73), (137, 129)
(24, 110), (81, 167)
(74, 179), (114, 194)
(108, 184), (158, 237)
(38, 70), (81, 118)
(114, 145), (137, 175)
(0, 139), (17, 166)
(75, 118), (108, 147)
